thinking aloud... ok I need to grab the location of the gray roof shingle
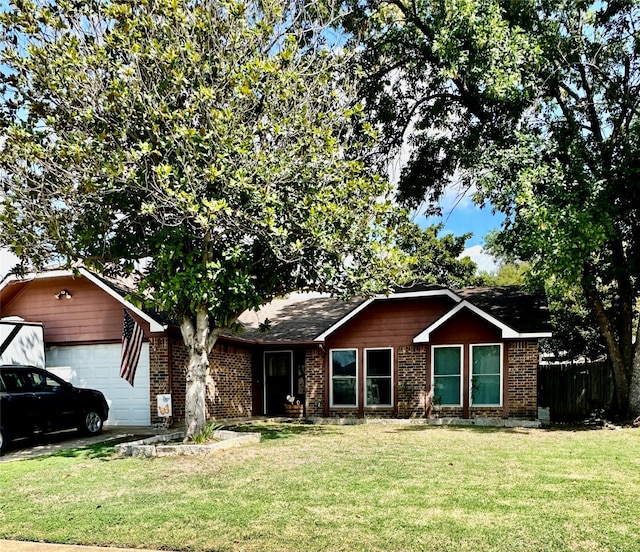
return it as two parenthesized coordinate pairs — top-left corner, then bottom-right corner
(233, 286), (551, 344)
(455, 286), (552, 335)
(235, 294), (366, 343)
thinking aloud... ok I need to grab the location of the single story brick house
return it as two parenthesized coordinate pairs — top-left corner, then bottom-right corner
(0, 268), (551, 424)
(238, 286), (552, 420)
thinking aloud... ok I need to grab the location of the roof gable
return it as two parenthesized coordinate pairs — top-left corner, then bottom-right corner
(238, 285), (551, 344)
(456, 286), (553, 335)
(413, 287), (552, 342)
(0, 268), (167, 333)
(2, 269), (552, 345)
(313, 287), (460, 341)
(413, 300), (551, 343)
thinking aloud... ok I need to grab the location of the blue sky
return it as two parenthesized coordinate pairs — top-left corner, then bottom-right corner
(411, 183), (505, 272)
(387, 142), (504, 272)
(419, 203), (504, 248)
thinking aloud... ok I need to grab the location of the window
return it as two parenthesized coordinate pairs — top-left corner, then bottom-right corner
(24, 369), (62, 392)
(471, 344), (502, 406)
(432, 346), (462, 406)
(330, 349), (357, 407)
(365, 348), (392, 406)
(1, 370), (24, 392)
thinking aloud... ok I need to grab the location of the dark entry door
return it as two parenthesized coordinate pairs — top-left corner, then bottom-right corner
(264, 351), (293, 415)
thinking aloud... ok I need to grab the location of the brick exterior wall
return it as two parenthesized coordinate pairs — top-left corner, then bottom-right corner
(149, 337), (172, 425)
(207, 343), (253, 419)
(147, 337), (540, 423)
(507, 340), (539, 417)
(436, 406), (465, 418)
(149, 338), (252, 424)
(329, 408), (361, 418)
(397, 346), (427, 418)
(170, 338), (188, 424)
(469, 407), (505, 418)
(364, 407), (394, 418)
(305, 348), (325, 417)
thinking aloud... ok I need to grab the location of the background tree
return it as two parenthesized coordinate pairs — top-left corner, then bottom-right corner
(397, 222), (480, 288)
(541, 283), (608, 363)
(341, 0), (640, 416)
(482, 231), (604, 360)
(0, 0), (407, 438)
(477, 262), (528, 286)
(477, 230), (529, 287)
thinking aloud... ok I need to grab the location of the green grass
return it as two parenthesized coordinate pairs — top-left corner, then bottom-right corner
(1, 423), (639, 551)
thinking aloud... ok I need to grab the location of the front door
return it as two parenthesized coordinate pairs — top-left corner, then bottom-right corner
(264, 351), (293, 415)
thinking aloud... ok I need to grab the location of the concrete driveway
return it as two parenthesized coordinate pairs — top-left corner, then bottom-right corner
(0, 425), (170, 462)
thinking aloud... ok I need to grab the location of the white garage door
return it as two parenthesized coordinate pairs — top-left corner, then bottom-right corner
(45, 343), (150, 426)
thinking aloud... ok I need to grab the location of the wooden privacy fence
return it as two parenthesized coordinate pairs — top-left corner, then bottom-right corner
(538, 361), (614, 421)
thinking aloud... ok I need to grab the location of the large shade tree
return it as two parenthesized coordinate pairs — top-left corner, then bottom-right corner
(0, 0), (408, 438)
(341, 0), (640, 416)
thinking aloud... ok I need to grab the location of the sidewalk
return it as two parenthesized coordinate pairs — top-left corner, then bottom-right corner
(0, 541), (172, 551)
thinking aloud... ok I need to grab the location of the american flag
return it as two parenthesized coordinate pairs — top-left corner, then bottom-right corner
(120, 310), (144, 386)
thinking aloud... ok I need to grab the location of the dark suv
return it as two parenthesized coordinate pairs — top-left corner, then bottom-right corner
(0, 365), (109, 453)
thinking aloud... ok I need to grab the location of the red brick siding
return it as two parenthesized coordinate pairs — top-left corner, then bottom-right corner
(397, 345), (428, 418)
(207, 343), (253, 419)
(149, 337), (171, 425)
(169, 338), (188, 423)
(148, 331), (539, 424)
(152, 338), (252, 424)
(507, 340), (538, 417)
(364, 407), (395, 418)
(436, 406), (465, 417)
(305, 348), (325, 417)
(470, 408), (506, 418)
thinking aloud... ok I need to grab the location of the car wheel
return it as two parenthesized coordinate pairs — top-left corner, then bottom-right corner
(79, 411), (103, 435)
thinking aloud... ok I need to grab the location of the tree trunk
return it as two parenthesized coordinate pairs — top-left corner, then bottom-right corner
(612, 240), (634, 368)
(180, 305), (221, 442)
(628, 323), (640, 417)
(582, 275), (630, 412)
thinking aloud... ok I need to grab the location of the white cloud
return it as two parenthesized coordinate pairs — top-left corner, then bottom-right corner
(461, 245), (498, 274)
(0, 248), (18, 278)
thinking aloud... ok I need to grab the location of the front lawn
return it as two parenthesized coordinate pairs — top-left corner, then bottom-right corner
(0, 422), (639, 551)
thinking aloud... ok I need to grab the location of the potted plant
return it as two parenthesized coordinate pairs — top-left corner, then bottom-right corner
(284, 395), (304, 418)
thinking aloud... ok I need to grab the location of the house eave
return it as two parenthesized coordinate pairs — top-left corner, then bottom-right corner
(77, 268), (166, 333)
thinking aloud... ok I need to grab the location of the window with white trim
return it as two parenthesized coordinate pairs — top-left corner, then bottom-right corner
(470, 344), (502, 406)
(432, 345), (462, 406)
(330, 349), (357, 407)
(365, 348), (393, 407)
